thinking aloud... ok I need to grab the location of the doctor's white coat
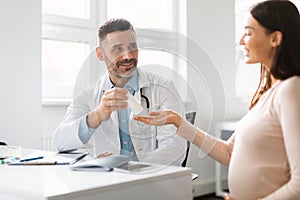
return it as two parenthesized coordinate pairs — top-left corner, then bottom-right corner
(53, 69), (186, 166)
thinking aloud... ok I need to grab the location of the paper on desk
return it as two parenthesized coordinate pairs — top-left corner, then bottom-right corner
(12, 151), (87, 165)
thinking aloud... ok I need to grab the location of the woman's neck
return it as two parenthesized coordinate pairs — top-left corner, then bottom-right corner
(271, 75), (278, 86)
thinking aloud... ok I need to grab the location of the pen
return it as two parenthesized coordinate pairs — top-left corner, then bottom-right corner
(20, 156), (44, 162)
(68, 153), (87, 165)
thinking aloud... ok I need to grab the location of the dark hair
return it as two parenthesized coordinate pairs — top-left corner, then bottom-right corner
(98, 18), (135, 43)
(249, 0), (300, 109)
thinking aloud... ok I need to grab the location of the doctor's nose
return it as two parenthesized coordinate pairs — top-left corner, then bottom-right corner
(122, 50), (134, 60)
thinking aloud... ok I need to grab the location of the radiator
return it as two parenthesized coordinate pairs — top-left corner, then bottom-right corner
(42, 133), (55, 151)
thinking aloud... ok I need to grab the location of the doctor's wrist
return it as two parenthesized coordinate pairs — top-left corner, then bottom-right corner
(87, 111), (101, 128)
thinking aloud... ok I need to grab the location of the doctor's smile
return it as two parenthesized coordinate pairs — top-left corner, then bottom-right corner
(117, 58), (137, 71)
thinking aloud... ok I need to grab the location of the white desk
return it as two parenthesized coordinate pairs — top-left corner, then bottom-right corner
(0, 151), (193, 200)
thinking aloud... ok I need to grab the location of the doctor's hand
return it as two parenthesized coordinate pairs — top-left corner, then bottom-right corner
(87, 88), (128, 128)
(97, 151), (113, 158)
(134, 109), (183, 128)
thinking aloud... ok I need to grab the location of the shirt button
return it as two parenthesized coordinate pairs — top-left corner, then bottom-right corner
(123, 141), (127, 145)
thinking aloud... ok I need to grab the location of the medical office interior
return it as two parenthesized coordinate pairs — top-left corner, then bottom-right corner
(2, 0), (299, 199)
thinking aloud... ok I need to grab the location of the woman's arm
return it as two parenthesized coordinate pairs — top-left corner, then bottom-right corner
(262, 77), (300, 199)
(135, 110), (235, 166)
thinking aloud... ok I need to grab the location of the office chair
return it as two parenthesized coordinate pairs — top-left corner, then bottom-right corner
(181, 112), (196, 167)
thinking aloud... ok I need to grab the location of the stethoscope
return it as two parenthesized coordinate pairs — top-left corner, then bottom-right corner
(134, 88), (149, 110)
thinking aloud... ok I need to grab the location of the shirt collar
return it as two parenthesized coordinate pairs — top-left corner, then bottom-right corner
(108, 70), (139, 94)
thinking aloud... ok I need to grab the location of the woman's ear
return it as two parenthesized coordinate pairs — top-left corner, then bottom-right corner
(270, 31), (282, 47)
(96, 47), (105, 61)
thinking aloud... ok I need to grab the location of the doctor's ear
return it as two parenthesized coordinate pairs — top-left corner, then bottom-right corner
(96, 47), (105, 61)
(270, 31), (282, 47)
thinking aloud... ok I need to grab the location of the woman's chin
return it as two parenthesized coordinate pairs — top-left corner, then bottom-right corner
(244, 59), (259, 65)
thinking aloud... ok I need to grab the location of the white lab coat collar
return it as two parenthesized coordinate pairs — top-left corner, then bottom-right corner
(138, 69), (152, 89)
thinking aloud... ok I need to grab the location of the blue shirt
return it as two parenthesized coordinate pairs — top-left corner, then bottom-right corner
(112, 70), (139, 161)
(78, 70), (139, 161)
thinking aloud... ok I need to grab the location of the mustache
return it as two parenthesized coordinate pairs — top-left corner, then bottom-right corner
(116, 58), (137, 67)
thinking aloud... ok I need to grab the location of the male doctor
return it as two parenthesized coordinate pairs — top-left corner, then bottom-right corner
(53, 18), (186, 166)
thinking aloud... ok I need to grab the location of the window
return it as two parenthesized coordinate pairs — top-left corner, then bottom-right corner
(106, 0), (188, 100)
(107, 0), (173, 30)
(42, 0), (97, 102)
(234, 0), (300, 101)
(42, 0), (186, 102)
(106, 0), (175, 71)
(43, 0), (90, 19)
(42, 40), (90, 98)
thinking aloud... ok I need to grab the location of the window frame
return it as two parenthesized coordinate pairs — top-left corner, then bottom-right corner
(42, 0), (186, 105)
(42, 0), (99, 105)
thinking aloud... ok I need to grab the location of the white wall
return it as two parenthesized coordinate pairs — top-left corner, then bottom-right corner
(42, 104), (68, 150)
(0, 0), (42, 148)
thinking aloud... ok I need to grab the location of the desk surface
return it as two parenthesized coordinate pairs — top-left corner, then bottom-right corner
(0, 150), (193, 200)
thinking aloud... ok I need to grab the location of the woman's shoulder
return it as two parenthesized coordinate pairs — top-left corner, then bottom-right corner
(278, 76), (300, 91)
(276, 76), (300, 100)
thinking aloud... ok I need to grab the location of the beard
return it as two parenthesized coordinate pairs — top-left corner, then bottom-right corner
(108, 58), (138, 79)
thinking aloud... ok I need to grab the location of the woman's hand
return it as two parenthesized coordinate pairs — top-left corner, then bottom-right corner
(134, 109), (183, 128)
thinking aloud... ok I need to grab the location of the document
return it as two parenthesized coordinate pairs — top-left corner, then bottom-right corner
(8, 151), (87, 165)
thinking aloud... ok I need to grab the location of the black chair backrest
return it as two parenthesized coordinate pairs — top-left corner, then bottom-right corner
(181, 111), (196, 167)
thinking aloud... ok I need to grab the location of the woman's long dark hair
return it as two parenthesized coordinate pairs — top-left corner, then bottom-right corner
(249, 0), (300, 109)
